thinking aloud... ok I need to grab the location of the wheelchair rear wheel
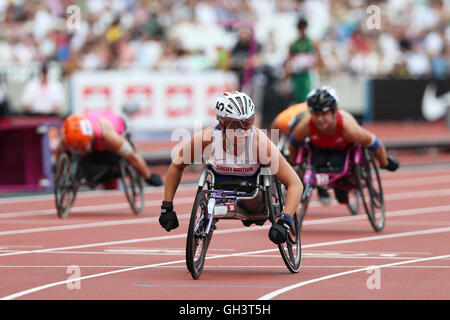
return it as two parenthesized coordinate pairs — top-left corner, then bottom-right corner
(298, 183), (313, 231)
(356, 149), (385, 232)
(267, 178), (301, 273)
(119, 160), (144, 215)
(54, 153), (78, 218)
(186, 187), (213, 279)
(347, 190), (360, 215)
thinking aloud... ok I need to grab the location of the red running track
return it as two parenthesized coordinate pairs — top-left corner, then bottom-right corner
(0, 159), (450, 300)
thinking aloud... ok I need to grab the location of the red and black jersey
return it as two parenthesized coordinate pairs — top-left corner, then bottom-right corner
(308, 111), (350, 151)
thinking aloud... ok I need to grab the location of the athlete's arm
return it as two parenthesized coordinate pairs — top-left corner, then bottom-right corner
(255, 129), (303, 218)
(98, 118), (153, 180)
(288, 113), (310, 165)
(164, 126), (214, 202)
(54, 137), (68, 160)
(341, 110), (389, 168)
(159, 126), (214, 232)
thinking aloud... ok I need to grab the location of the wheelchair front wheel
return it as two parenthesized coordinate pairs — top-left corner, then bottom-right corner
(120, 160), (144, 215)
(54, 153), (78, 218)
(278, 211), (301, 273)
(267, 179), (301, 273)
(356, 149), (385, 232)
(186, 188), (213, 279)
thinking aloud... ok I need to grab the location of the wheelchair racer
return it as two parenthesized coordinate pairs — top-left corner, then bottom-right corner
(288, 86), (399, 204)
(270, 101), (335, 204)
(270, 101), (308, 137)
(55, 110), (163, 188)
(159, 91), (303, 245)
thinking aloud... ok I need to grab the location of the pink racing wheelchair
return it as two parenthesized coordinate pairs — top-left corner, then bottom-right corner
(295, 140), (385, 232)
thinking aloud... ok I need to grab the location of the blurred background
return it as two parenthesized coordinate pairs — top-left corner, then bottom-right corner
(0, 0), (449, 192)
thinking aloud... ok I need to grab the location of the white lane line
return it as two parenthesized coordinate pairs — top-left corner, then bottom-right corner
(257, 254), (450, 300)
(384, 188), (450, 201)
(302, 203), (450, 226)
(13, 250), (447, 261)
(2, 181), (450, 220)
(1, 264), (450, 269)
(2, 170), (450, 219)
(5, 181), (445, 221)
(1, 163), (448, 203)
(0, 196), (196, 219)
(0, 265), (138, 268)
(0, 184), (196, 204)
(0, 216), (161, 236)
(204, 265), (450, 269)
(0, 258), (187, 300)
(0, 229), (190, 257)
(1, 202), (450, 256)
(383, 174), (450, 188)
(2, 225), (450, 300)
(2, 184), (450, 234)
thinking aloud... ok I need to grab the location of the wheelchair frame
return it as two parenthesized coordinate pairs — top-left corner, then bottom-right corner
(185, 164), (301, 279)
(295, 142), (385, 232)
(53, 132), (144, 218)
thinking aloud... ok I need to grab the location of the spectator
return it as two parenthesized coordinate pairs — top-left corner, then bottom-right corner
(405, 41), (432, 79)
(431, 44), (449, 79)
(229, 26), (262, 91)
(0, 78), (10, 119)
(0, 0), (447, 80)
(283, 17), (320, 104)
(21, 63), (65, 116)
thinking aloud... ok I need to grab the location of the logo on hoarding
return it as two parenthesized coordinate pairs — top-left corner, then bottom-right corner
(82, 86), (112, 112)
(166, 85), (193, 117)
(421, 84), (450, 121)
(123, 85), (153, 117)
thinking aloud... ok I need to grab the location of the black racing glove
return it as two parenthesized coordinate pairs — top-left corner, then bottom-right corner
(268, 214), (292, 245)
(159, 201), (179, 232)
(146, 173), (163, 186)
(384, 156), (399, 172)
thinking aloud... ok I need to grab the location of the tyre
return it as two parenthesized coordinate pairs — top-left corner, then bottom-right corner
(267, 178), (301, 273)
(120, 160), (144, 215)
(186, 188), (213, 279)
(356, 149), (385, 232)
(54, 153), (78, 218)
(298, 184), (313, 231)
(347, 189), (360, 215)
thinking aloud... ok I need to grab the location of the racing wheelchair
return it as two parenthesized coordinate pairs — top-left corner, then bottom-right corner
(294, 141), (385, 232)
(53, 133), (144, 218)
(185, 165), (301, 279)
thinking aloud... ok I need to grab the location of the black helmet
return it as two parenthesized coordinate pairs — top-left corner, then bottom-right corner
(306, 87), (339, 112)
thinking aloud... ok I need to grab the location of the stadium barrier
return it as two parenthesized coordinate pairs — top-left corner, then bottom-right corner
(368, 78), (450, 122)
(0, 116), (62, 191)
(69, 70), (239, 133)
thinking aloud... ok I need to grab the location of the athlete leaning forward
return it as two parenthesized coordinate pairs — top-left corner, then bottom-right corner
(158, 91), (303, 245)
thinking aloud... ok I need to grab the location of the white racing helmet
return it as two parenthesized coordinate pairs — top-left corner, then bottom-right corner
(214, 91), (255, 153)
(215, 91), (255, 126)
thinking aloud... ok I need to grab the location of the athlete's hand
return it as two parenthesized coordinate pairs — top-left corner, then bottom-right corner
(159, 201), (179, 232)
(384, 156), (399, 172)
(146, 173), (163, 186)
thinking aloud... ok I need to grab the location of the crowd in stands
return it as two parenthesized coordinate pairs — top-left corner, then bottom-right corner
(0, 0), (448, 81)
